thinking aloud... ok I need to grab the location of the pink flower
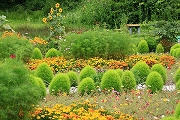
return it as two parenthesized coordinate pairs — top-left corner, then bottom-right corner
(10, 54), (16, 59)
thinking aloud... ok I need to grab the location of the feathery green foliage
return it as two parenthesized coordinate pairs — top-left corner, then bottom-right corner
(31, 47), (43, 59)
(100, 69), (122, 92)
(174, 68), (180, 83)
(49, 73), (70, 95)
(35, 62), (53, 86)
(130, 61), (150, 84)
(78, 77), (95, 95)
(151, 63), (167, 84)
(146, 71), (164, 93)
(121, 70), (136, 91)
(137, 40), (149, 54)
(155, 43), (164, 54)
(67, 71), (79, 87)
(0, 59), (41, 120)
(45, 48), (60, 58)
(79, 66), (96, 82)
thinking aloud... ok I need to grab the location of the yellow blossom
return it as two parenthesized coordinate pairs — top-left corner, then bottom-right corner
(59, 8), (62, 13)
(42, 18), (47, 23)
(50, 8), (54, 14)
(55, 3), (60, 8)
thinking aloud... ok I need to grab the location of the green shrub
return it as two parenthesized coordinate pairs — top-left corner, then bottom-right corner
(115, 69), (123, 78)
(137, 40), (149, 54)
(151, 63), (167, 84)
(78, 77), (95, 95)
(49, 73), (70, 95)
(174, 48), (180, 58)
(130, 61), (150, 84)
(145, 37), (157, 52)
(161, 116), (177, 120)
(121, 70), (136, 91)
(29, 75), (46, 97)
(176, 80), (180, 90)
(0, 36), (33, 62)
(174, 103), (180, 119)
(64, 30), (135, 59)
(170, 43), (180, 55)
(79, 65), (96, 82)
(174, 68), (180, 83)
(0, 59), (41, 120)
(45, 48), (61, 58)
(35, 62), (54, 86)
(146, 71), (164, 93)
(31, 47), (43, 59)
(100, 69), (122, 92)
(155, 43), (164, 54)
(67, 71), (79, 87)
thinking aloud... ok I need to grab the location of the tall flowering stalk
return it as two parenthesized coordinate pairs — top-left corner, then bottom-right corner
(42, 3), (65, 38)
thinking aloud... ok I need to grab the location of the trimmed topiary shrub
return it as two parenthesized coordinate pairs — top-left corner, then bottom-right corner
(174, 48), (180, 58)
(137, 40), (149, 54)
(45, 48), (62, 58)
(151, 63), (167, 84)
(29, 75), (46, 97)
(174, 103), (180, 119)
(146, 71), (164, 93)
(170, 43), (180, 55)
(67, 71), (79, 87)
(31, 47), (43, 59)
(78, 77), (95, 95)
(176, 80), (180, 90)
(100, 69), (122, 92)
(130, 61), (150, 84)
(0, 59), (41, 120)
(79, 65), (96, 82)
(115, 69), (123, 78)
(155, 43), (164, 54)
(174, 68), (180, 83)
(161, 116), (177, 120)
(121, 70), (136, 91)
(35, 62), (54, 87)
(49, 73), (70, 95)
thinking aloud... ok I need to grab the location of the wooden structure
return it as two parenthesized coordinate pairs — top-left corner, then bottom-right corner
(127, 24), (140, 34)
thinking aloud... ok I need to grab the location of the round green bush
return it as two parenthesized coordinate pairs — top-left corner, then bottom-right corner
(174, 103), (180, 119)
(176, 80), (180, 90)
(174, 48), (180, 58)
(170, 43), (180, 55)
(67, 71), (79, 87)
(35, 62), (54, 86)
(130, 61), (150, 84)
(100, 69), (122, 92)
(115, 69), (123, 78)
(0, 59), (41, 120)
(151, 63), (167, 84)
(146, 71), (164, 93)
(174, 68), (180, 83)
(121, 70), (136, 91)
(45, 48), (61, 58)
(78, 77), (95, 95)
(137, 40), (149, 54)
(155, 43), (164, 54)
(79, 65), (96, 82)
(49, 73), (70, 95)
(31, 47), (43, 59)
(161, 116), (178, 120)
(29, 75), (46, 97)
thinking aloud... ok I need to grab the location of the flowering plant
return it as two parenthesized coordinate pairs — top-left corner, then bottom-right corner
(42, 3), (65, 38)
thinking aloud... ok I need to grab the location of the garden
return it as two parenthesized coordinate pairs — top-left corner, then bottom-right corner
(0, 0), (180, 120)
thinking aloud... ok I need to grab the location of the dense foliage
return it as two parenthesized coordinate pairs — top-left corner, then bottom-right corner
(0, 59), (41, 120)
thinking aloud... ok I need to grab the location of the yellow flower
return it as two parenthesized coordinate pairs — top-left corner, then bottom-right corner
(55, 3), (60, 8)
(59, 8), (62, 13)
(50, 8), (54, 14)
(49, 15), (53, 20)
(36, 116), (41, 119)
(42, 18), (47, 23)
(57, 13), (60, 16)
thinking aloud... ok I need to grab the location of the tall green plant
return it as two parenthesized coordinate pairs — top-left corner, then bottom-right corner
(0, 59), (41, 120)
(137, 40), (149, 54)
